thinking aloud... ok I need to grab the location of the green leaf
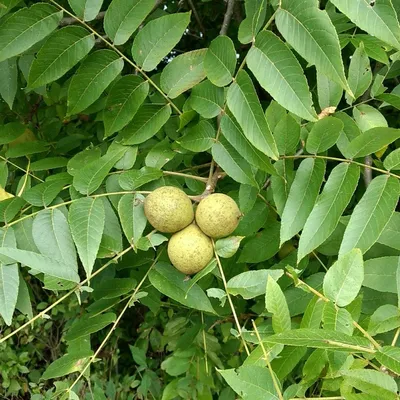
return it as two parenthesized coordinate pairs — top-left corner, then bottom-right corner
(179, 120), (215, 152)
(218, 366), (279, 400)
(68, 0), (103, 21)
(347, 127), (400, 159)
(145, 139), (176, 169)
(346, 42), (372, 104)
(93, 278), (136, 300)
(376, 346), (400, 375)
(118, 104), (171, 145)
(148, 262), (216, 314)
(351, 34), (389, 65)
(238, 0), (267, 44)
(67, 50), (124, 115)
(23, 180), (65, 207)
(280, 158), (326, 245)
(384, 148), (400, 170)
(271, 346), (306, 381)
(0, 197), (26, 223)
(238, 220), (280, 263)
(204, 35), (236, 87)
(104, 0), (154, 45)
(276, 0), (350, 93)
(187, 80), (224, 118)
(342, 369), (398, 400)
(65, 313), (116, 341)
(161, 49), (207, 98)
(15, 273), (32, 319)
(300, 297), (325, 329)
(368, 304), (400, 335)
(69, 197), (105, 279)
(363, 256), (399, 293)
(119, 167), (163, 190)
(227, 70), (279, 160)
(266, 275), (291, 333)
(273, 114), (301, 156)
(42, 351), (93, 380)
(0, 248), (79, 282)
(336, 111), (362, 157)
(317, 71), (343, 110)
(266, 329), (373, 352)
(30, 157), (68, 171)
(185, 259), (217, 298)
(6, 141), (50, 158)
(215, 236), (244, 258)
(33, 209), (77, 268)
(297, 163), (360, 262)
(28, 26), (95, 88)
(0, 0), (21, 18)
(73, 146), (126, 195)
(103, 75), (149, 137)
(98, 198), (122, 258)
(0, 263), (19, 325)
(248, 31), (317, 121)
(322, 302), (353, 335)
(353, 104), (387, 132)
(271, 159), (295, 216)
(132, 12), (191, 71)
(220, 114), (276, 175)
(378, 213), (400, 251)
(0, 58), (17, 109)
(0, 3), (63, 62)
(323, 249), (363, 307)
(339, 175), (399, 255)
(306, 117), (343, 154)
(211, 139), (258, 187)
(330, 0), (400, 50)
(118, 194), (146, 246)
(0, 122), (25, 145)
(226, 269), (284, 299)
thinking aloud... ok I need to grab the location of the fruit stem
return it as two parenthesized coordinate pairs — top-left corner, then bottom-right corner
(212, 240), (250, 356)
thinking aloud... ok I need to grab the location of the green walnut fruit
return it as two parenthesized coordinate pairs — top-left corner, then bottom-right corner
(168, 224), (213, 275)
(144, 186), (194, 233)
(196, 193), (241, 238)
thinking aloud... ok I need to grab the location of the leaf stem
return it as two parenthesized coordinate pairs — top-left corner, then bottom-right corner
(0, 155), (44, 182)
(392, 328), (400, 346)
(201, 312), (209, 374)
(47, 0), (182, 115)
(213, 240), (250, 355)
(0, 246), (132, 344)
(66, 250), (163, 393)
(281, 154), (400, 180)
(163, 171), (208, 182)
(251, 320), (283, 400)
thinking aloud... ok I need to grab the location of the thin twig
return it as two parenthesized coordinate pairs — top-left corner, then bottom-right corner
(66, 251), (163, 393)
(188, 0), (205, 36)
(60, 11), (105, 26)
(252, 321), (283, 400)
(0, 155), (44, 183)
(163, 170), (208, 182)
(0, 247), (132, 344)
(220, 0), (235, 35)
(392, 328), (400, 346)
(363, 155), (373, 187)
(201, 312), (209, 374)
(213, 240), (250, 355)
(281, 154), (400, 180)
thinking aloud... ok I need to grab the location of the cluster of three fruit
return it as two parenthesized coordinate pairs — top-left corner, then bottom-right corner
(144, 186), (242, 275)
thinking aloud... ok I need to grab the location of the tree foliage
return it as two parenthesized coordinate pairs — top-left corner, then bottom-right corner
(1, 0), (400, 399)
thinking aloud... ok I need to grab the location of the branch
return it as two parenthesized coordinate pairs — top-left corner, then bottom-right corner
(60, 11), (105, 26)
(187, 0), (205, 36)
(220, 0), (235, 35)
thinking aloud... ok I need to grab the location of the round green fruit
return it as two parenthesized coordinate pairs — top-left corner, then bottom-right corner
(168, 224), (213, 275)
(195, 193), (241, 238)
(144, 186), (194, 233)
